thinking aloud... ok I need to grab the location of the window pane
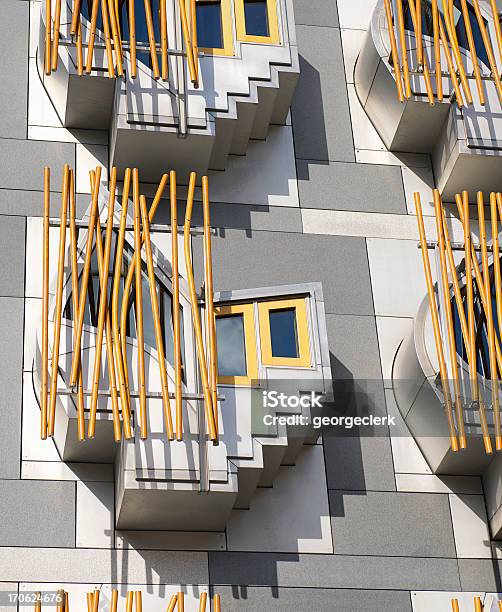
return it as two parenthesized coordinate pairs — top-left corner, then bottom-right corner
(244, 0), (269, 37)
(197, 2), (224, 48)
(216, 315), (247, 376)
(269, 308), (298, 358)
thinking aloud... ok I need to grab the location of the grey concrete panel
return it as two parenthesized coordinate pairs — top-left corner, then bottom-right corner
(0, 480), (75, 547)
(0, 583), (18, 612)
(329, 491), (457, 558)
(215, 586), (412, 611)
(323, 436), (396, 492)
(291, 26), (355, 162)
(0, 298), (24, 479)
(152, 200), (303, 233)
(193, 230), (374, 316)
(297, 160), (407, 214)
(292, 0), (339, 27)
(458, 559), (502, 593)
(0, 216), (25, 297)
(0, 140), (75, 192)
(209, 552), (461, 590)
(0, 2), (28, 138)
(0, 191), (91, 218)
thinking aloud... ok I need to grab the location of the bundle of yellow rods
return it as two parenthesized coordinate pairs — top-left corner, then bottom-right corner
(42, 165), (219, 444)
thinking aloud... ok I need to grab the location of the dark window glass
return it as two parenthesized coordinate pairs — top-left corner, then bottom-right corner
(269, 308), (298, 358)
(216, 315), (247, 376)
(244, 0), (269, 37)
(196, 2), (224, 48)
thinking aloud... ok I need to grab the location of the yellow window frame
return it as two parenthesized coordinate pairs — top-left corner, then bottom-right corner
(234, 0), (280, 44)
(215, 303), (258, 385)
(194, 0), (235, 56)
(258, 297), (311, 367)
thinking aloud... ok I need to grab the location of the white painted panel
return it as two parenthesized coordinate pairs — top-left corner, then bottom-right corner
(396, 474), (483, 495)
(25, 218), (60, 299)
(337, 0), (378, 29)
(22, 372), (60, 462)
(376, 316), (413, 383)
(76, 481), (115, 549)
(75, 145), (109, 194)
(24, 298), (41, 372)
(207, 125), (299, 208)
(226, 445), (333, 554)
(341, 29), (366, 85)
(28, 126), (108, 146)
(116, 531), (226, 551)
(449, 494), (492, 559)
(22, 461), (113, 482)
(402, 165), (436, 217)
(28, 59), (62, 128)
(355, 149), (432, 168)
(347, 84), (386, 151)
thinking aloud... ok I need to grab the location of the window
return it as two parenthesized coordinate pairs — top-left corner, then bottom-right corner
(195, 0), (234, 55)
(215, 303), (257, 385)
(235, 0), (279, 44)
(258, 297), (311, 367)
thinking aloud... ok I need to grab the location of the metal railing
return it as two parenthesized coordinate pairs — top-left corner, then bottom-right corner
(45, 0), (200, 85)
(384, 0), (502, 106)
(415, 187), (502, 455)
(41, 165), (219, 444)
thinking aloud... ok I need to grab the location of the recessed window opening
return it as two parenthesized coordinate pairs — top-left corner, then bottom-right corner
(269, 307), (299, 358)
(216, 314), (247, 376)
(243, 0), (269, 37)
(196, 0), (225, 48)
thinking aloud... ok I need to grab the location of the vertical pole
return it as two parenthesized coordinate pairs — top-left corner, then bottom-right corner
(491, 194), (502, 450)
(177, 592), (184, 612)
(190, 0), (199, 83)
(125, 592), (133, 612)
(490, 0), (502, 65)
(133, 168), (147, 438)
(202, 176), (218, 433)
(108, 0), (124, 76)
(134, 592), (142, 612)
(184, 172), (217, 442)
(48, 164), (70, 437)
(101, 0), (116, 78)
(110, 590), (118, 612)
(198, 593), (207, 612)
(144, 0), (160, 78)
(383, 0), (404, 102)
(51, 0), (62, 70)
(166, 596), (177, 612)
(179, 0), (198, 84)
(442, 0), (473, 103)
(69, 169), (86, 441)
(45, 0), (52, 75)
(415, 192), (458, 451)
(71, 0), (82, 35)
(395, 0), (412, 98)
(70, 167), (101, 386)
(76, 15), (84, 76)
(160, 0), (169, 80)
(85, 0), (101, 74)
(472, 0), (502, 104)
(431, 0), (443, 100)
(478, 192), (495, 454)
(139, 194), (174, 440)
(171, 171), (183, 441)
(407, 0), (434, 105)
(213, 594), (221, 612)
(438, 17), (464, 106)
(460, 0), (485, 104)
(41, 168), (50, 440)
(129, 0), (137, 77)
(451, 599), (459, 612)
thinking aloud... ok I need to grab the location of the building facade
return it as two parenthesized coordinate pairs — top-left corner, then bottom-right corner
(1, 0), (502, 610)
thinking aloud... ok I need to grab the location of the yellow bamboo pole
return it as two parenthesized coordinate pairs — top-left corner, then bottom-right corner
(395, 0), (412, 98)
(415, 192), (458, 451)
(474, 596), (483, 612)
(101, 0), (116, 77)
(120, 174), (167, 394)
(91, 591), (99, 612)
(416, 0), (423, 64)
(472, 0), (502, 105)
(431, 0), (443, 100)
(51, 0), (62, 70)
(139, 194), (174, 440)
(48, 164), (70, 437)
(179, 0), (198, 85)
(491, 193), (502, 450)
(440, 204), (468, 448)
(438, 16), (464, 106)
(451, 599), (459, 612)
(41, 168), (50, 440)
(160, 0), (169, 80)
(64, 591), (69, 612)
(477, 191), (495, 455)
(442, 0), (473, 104)
(70, 166), (101, 386)
(45, 0), (52, 75)
(178, 592), (184, 612)
(490, 0), (502, 66)
(69, 169), (86, 441)
(166, 595), (177, 612)
(190, 0), (199, 83)
(112, 168), (132, 438)
(129, 0), (137, 77)
(71, 0), (82, 35)
(198, 593), (207, 612)
(134, 592), (142, 612)
(35, 593), (41, 612)
(408, 0), (435, 105)
(56, 590), (65, 612)
(171, 171), (183, 441)
(89, 169), (120, 440)
(213, 594), (221, 612)
(144, 0), (160, 79)
(460, 0), (485, 105)
(108, 0), (124, 76)
(133, 169), (147, 438)
(76, 15), (84, 76)
(110, 590), (118, 612)
(184, 172), (217, 441)
(434, 190), (465, 448)
(383, 0), (404, 102)
(86, 593), (93, 612)
(202, 176), (218, 433)
(85, 0), (100, 73)
(125, 592), (133, 612)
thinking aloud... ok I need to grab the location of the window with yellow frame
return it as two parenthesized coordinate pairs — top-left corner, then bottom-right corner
(215, 303), (258, 385)
(258, 297), (311, 367)
(234, 0), (280, 44)
(193, 0), (234, 56)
